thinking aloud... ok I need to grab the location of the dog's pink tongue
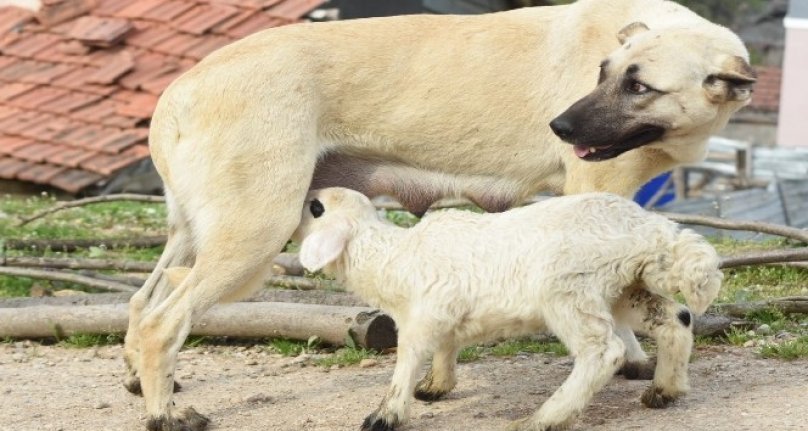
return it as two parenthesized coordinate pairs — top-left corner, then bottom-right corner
(573, 145), (590, 158)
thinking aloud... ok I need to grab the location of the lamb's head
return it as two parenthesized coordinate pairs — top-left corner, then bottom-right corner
(293, 187), (381, 272)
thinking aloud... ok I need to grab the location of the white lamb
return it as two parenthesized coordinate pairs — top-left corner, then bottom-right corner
(292, 187), (722, 431)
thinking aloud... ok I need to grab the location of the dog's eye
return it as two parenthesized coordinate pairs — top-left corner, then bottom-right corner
(309, 199), (324, 218)
(627, 79), (650, 95)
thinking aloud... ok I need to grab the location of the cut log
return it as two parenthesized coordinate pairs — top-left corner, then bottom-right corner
(2, 236), (167, 252)
(692, 313), (752, 337)
(0, 302), (396, 350)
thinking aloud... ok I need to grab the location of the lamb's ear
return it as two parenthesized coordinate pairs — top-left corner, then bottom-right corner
(163, 266), (192, 288)
(617, 22), (649, 44)
(704, 55), (757, 103)
(298, 221), (352, 272)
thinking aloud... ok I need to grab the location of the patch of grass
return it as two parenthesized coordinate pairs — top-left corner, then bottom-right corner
(383, 210), (420, 228)
(268, 338), (307, 357)
(184, 336), (209, 348)
(724, 327), (751, 346)
(744, 308), (787, 327)
(458, 346), (483, 363)
(489, 338), (568, 357)
(758, 336), (808, 360)
(60, 333), (124, 348)
(315, 347), (377, 368)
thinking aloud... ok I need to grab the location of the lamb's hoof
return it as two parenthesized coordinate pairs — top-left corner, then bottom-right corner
(641, 385), (679, 409)
(506, 417), (569, 431)
(146, 407), (210, 431)
(618, 358), (656, 380)
(414, 387), (448, 401)
(124, 378), (182, 396)
(361, 413), (396, 431)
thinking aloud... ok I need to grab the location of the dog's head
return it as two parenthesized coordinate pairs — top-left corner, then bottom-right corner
(292, 187), (380, 272)
(550, 22), (756, 162)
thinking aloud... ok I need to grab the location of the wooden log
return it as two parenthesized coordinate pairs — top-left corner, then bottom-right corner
(0, 302), (397, 350)
(2, 256), (155, 272)
(0, 289), (365, 309)
(692, 313), (752, 337)
(2, 236), (167, 252)
(712, 296), (808, 318)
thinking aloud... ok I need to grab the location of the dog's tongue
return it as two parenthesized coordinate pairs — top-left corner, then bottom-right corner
(573, 145), (590, 158)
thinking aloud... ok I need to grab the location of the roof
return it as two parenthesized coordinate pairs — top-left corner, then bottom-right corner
(0, 0), (324, 193)
(747, 66), (782, 113)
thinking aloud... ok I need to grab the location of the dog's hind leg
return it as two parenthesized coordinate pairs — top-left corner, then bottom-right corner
(124, 191), (195, 396)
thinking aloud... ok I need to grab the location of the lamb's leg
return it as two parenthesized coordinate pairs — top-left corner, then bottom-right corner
(615, 289), (693, 408)
(362, 324), (434, 431)
(508, 302), (625, 431)
(615, 324), (655, 380)
(414, 341), (459, 401)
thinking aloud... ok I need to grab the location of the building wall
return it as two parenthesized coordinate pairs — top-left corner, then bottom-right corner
(779, 1), (808, 147)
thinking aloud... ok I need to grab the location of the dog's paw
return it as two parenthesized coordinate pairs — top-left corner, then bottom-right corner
(413, 370), (455, 401)
(124, 378), (182, 396)
(640, 385), (679, 409)
(617, 357), (656, 380)
(146, 407), (210, 431)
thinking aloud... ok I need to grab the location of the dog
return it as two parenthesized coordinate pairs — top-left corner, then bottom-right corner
(123, 0), (753, 428)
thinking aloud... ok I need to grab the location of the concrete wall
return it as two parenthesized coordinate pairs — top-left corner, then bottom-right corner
(779, 0), (808, 147)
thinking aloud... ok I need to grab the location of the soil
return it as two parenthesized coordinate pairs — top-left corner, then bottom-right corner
(0, 343), (806, 431)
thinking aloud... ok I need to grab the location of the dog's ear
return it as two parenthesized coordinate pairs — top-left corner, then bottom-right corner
(704, 55), (757, 104)
(617, 22), (649, 44)
(298, 219), (352, 272)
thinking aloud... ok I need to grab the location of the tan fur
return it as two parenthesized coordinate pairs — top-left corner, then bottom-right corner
(124, 0), (751, 428)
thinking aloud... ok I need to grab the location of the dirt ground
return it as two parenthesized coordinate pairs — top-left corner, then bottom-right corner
(0, 343), (806, 431)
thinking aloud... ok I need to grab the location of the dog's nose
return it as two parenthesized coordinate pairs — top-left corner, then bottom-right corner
(549, 118), (574, 139)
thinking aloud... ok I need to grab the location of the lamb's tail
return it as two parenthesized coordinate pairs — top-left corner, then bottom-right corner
(643, 229), (723, 315)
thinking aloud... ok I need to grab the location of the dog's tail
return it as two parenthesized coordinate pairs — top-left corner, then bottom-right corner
(642, 229), (723, 315)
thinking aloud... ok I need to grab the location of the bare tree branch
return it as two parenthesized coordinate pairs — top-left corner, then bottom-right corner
(0, 267), (137, 293)
(661, 212), (808, 244)
(2, 256), (155, 272)
(719, 248), (808, 269)
(17, 194), (165, 226)
(2, 236), (167, 252)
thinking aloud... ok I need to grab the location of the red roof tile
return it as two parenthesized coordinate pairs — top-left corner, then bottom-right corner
(0, 7), (33, 35)
(0, 136), (33, 156)
(142, 1), (196, 22)
(49, 168), (104, 193)
(0, 156), (34, 179)
(16, 162), (68, 184)
(68, 15), (133, 47)
(0, 0), (324, 193)
(36, 0), (96, 27)
(12, 142), (64, 163)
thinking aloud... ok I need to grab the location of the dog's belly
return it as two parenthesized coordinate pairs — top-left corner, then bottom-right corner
(311, 152), (528, 216)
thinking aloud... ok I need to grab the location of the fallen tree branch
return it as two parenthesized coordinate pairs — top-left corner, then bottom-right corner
(693, 313), (753, 337)
(2, 236), (167, 252)
(0, 289), (364, 309)
(2, 256), (155, 272)
(0, 302), (396, 349)
(0, 267), (136, 293)
(711, 296), (808, 318)
(661, 212), (808, 244)
(719, 248), (808, 269)
(17, 194), (165, 226)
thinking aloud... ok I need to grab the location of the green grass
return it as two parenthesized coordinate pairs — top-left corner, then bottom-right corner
(268, 338), (307, 357)
(0, 193), (167, 297)
(758, 336), (808, 360)
(59, 333), (124, 348)
(489, 338), (568, 357)
(458, 346), (483, 363)
(314, 347), (378, 367)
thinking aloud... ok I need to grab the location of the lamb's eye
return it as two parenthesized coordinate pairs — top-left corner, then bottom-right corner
(309, 199), (324, 218)
(627, 79), (649, 95)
